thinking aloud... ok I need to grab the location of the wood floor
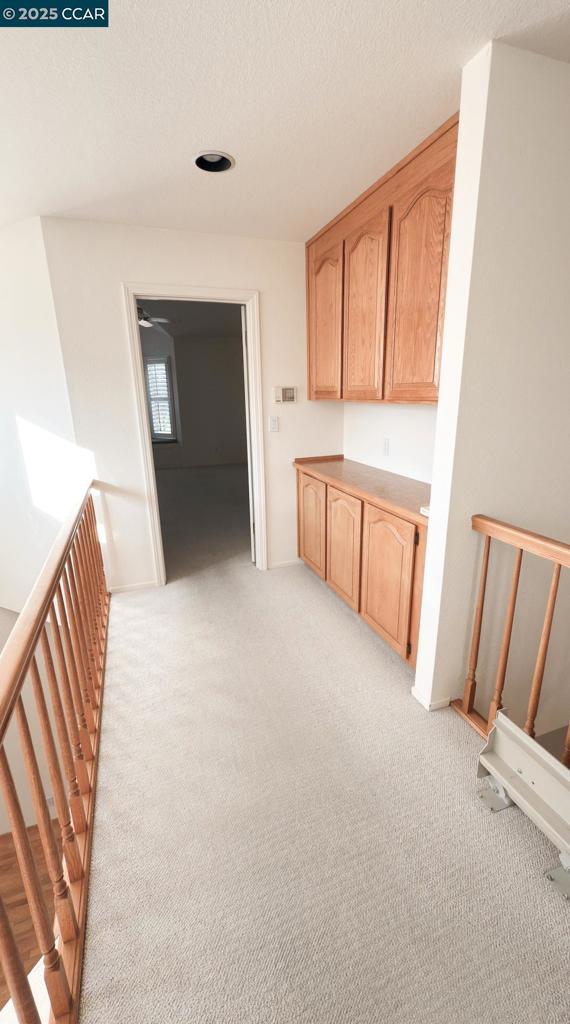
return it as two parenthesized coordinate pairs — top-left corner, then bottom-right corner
(0, 825), (55, 1009)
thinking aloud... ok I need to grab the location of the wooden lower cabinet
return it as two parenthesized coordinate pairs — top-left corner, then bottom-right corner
(326, 486), (362, 610)
(298, 471), (326, 577)
(295, 459), (428, 663)
(360, 503), (416, 658)
(408, 523), (426, 668)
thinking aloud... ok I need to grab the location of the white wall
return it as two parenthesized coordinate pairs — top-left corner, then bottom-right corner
(41, 218), (344, 582)
(343, 403), (437, 483)
(150, 331), (248, 471)
(414, 42), (570, 734)
(0, 220), (94, 834)
(0, 218), (93, 613)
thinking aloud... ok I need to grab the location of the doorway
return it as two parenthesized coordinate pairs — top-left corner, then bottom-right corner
(126, 287), (266, 583)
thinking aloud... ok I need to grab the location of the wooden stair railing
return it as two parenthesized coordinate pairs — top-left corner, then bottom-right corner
(0, 486), (109, 1023)
(452, 515), (570, 766)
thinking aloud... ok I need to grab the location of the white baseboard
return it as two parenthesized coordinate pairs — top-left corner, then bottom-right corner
(269, 559), (302, 569)
(109, 580), (160, 594)
(411, 686), (451, 712)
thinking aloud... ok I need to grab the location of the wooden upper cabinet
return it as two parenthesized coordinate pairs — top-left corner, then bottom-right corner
(326, 486), (362, 610)
(384, 128), (456, 403)
(306, 116), (458, 405)
(360, 503), (416, 658)
(298, 471), (326, 577)
(342, 206), (390, 402)
(307, 238), (344, 400)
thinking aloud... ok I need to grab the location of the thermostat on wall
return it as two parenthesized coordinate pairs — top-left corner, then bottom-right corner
(273, 386), (297, 403)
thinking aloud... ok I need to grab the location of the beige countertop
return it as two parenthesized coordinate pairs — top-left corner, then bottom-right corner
(294, 456), (430, 526)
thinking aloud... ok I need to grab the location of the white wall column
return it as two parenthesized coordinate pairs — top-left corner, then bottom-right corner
(0, 217), (94, 613)
(414, 42), (570, 717)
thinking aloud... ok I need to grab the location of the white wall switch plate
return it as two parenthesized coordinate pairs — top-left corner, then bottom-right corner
(269, 416), (279, 432)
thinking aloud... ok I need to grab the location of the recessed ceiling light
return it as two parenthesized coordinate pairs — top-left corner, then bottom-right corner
(195, 151), (235, 173)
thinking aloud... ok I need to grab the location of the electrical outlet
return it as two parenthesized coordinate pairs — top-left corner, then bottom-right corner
(383, 437), (390, 456)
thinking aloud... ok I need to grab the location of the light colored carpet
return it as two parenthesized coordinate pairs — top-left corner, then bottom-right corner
(80, 466), (569, 1024)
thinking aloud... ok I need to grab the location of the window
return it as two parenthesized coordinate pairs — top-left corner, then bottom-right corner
(144, 357), (177, 442)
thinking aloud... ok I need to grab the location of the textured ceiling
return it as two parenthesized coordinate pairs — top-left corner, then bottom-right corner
(1, 1), (570, 241)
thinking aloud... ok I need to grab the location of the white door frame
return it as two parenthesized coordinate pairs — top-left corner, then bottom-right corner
(240, 305), (256, 563)
(123, 282), (267, 584)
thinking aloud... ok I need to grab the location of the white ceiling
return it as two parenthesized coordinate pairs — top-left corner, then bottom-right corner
(1, 1), (570, 242)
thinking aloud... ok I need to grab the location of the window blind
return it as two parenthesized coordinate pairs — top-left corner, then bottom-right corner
(145, 358), (176, 440)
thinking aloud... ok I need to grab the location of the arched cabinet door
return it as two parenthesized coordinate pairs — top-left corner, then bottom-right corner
(342, 207), (390, 402)
(360, 503), (416, 658)
(385, 184), (452, 403)
(298, 472), (326, 577)
(326, 486), (362, 610)
(308, 239), (344, 400)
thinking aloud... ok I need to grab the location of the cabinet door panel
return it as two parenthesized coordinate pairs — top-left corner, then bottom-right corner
(360, 504), (415, 657)
(343, 207), (390, 401)
(384, 125), (457, 404)
(308, 240), (344, 399)
(385, 188), (451, 402)
(326, 486), (362, 610)
(299, 472), (326, 577)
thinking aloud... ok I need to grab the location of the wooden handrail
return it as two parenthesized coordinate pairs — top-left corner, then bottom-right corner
(453, 513), (568, 756)
(0, 486), (92, 744)
(472, 514), (570, 569)
(0, 484), (110, 1022)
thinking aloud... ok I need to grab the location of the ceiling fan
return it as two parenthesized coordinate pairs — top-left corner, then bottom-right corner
(137, 306), (171, 328)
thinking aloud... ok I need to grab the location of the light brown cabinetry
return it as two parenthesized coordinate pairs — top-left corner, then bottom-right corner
(360, 504), (416, 658)
(342, 206), (390, 402)
(326, 486), (362, 610)
(295, 457), (428, 663)
(306, 116), (458, 404)
(298, 471), (326, 577)
(383, 133), (454, 402)
(307, 239), (344, 400)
